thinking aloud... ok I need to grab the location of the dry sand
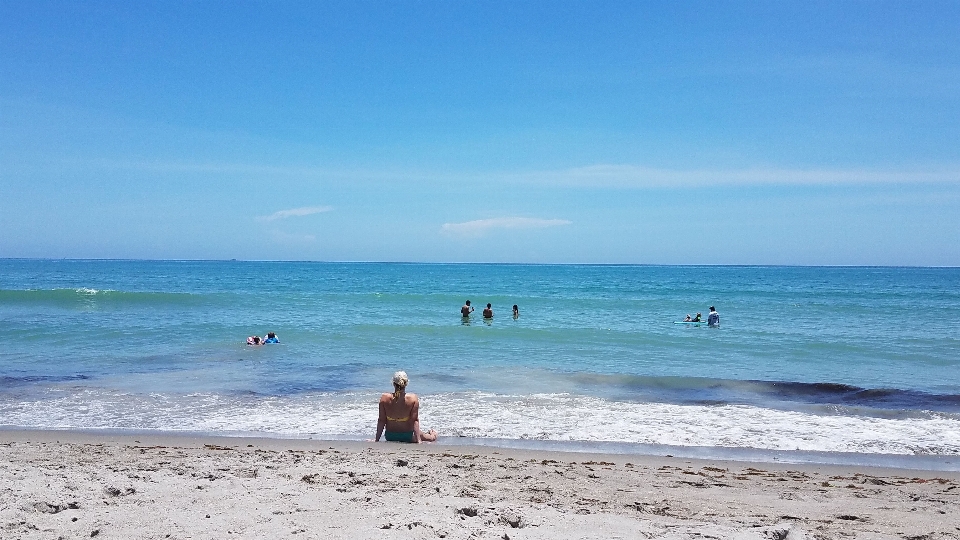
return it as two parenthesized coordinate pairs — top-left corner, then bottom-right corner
(2, 430), (958, 539)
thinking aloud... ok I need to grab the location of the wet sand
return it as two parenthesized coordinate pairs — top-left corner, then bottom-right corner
(2, 430), (958, 539)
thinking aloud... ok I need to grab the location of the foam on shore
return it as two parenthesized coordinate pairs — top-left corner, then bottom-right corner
(4, 389), (959, 458)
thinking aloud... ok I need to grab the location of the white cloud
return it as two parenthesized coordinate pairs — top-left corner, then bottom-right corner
(441, 217), (572, 237)
(257, 206), (333, 222)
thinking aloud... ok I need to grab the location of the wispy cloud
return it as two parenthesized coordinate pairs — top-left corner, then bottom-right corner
(52, 157), (960, 188)
(257, 206), (333, 222)
(441, 217), (572, 237)
(510, 164), (960, 188)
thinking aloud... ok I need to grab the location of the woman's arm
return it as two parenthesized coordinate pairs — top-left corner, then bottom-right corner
(410, 399), (422, 443)
(375, 399), (387, 442)
(414, 419), (423, 444)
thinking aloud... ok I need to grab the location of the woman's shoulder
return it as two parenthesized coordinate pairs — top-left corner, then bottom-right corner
(405, 393), (419, 404)
(379, 393), (394, 403)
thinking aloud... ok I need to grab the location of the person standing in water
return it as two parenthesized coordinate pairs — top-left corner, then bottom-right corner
(461, 300), (474, 318)
(512, 304), (519, 319)
(707, 306), (720, 327)
(483, 303), (493, 319)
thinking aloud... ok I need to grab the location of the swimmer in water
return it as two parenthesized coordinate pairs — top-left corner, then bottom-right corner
(513, 304), (519, 319)
(707, 306), (720, 327)
(461, 300), (474, 318)
(482, 303), (493, 319)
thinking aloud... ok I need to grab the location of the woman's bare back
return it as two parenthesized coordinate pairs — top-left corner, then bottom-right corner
(377, 392), (437, 443)
(380, 393), (417, 429)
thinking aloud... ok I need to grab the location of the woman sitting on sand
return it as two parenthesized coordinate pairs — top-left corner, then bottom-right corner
(376, 371), (437, 444)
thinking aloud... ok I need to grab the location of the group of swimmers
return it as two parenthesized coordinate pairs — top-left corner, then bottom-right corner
(460, 299), (520, 320)
(246, 332), (280, 346)
(246, 299), (525, 345)
(683, 306), (721, 327)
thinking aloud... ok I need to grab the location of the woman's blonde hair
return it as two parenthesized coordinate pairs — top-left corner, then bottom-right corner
(392, 371), (409, 401)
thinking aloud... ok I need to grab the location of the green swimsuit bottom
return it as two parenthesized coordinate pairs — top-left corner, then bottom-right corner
(385, 430), (416, 443)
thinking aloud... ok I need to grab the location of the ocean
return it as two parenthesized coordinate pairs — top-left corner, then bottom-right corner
(2, 260), (959, 467)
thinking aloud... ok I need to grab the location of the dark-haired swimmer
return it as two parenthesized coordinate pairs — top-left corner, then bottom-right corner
(461, 300), (474, 318)
(708, 306), (720, 327)
(482, 303), (493, 319)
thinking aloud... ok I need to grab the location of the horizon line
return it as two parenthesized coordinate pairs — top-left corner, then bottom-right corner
(1, 257), (957, 269)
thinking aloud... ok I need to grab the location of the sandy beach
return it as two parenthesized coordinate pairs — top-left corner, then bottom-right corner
(2, 431), (958, 539)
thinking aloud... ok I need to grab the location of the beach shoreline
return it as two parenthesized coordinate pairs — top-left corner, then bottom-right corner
(3, 429), (958, 539)
(4, 426), (960, 473)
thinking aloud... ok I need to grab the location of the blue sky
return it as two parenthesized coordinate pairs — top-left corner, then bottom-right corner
(2, 1), (959, 264)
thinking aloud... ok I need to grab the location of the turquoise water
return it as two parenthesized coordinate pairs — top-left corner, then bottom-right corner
(2, 260), (959, 458)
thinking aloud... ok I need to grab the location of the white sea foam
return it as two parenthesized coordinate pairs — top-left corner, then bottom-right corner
(74, 288), (101, 295)
(422, 393), (960, 455)
(3, 390), (959, 455)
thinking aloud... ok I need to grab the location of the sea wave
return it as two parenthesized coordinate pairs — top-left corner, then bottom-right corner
(567, 372), (960, 413)
(0, 288), (209, 308)
(0, 375), (91, 388)
(2, 389), (958, 456)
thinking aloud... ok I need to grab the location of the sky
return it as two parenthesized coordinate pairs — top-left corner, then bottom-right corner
(1, 1), (959, 265)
